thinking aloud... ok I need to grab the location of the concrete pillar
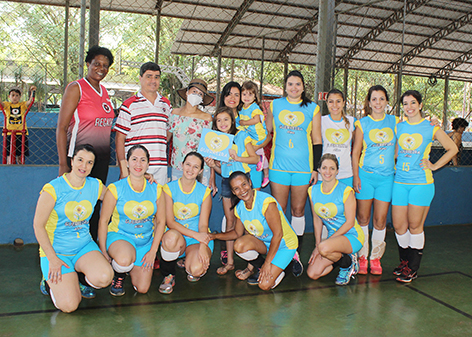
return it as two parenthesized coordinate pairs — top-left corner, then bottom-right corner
(88, 0), (100, 47)
(443, 76), (449, 130)
(315, 0), (336, 115)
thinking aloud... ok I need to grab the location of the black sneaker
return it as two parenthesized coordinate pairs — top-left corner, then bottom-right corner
(110, 274), (126, 296)
(247, 269), (260, 285)
(396, 267), (417, 283)
(393, 260), (408, 276)
(292, 252), (304, 277)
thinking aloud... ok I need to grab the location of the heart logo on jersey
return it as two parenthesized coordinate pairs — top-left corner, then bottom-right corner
(398, 133), (423, 151)
(369, 128), (394, 144)
(314, 202), (338, 219)
(124, 200), (154, 220)
(204, 132), (231, 152)
(279, 109), (305, 127)
(243, 219), (264, 236)
(326, 128), (350, 144)
(65, 200), (93, 222)
(174, 202), (199, 220)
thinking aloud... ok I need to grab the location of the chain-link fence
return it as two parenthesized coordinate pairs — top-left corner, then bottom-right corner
(1, 1), (471, 166)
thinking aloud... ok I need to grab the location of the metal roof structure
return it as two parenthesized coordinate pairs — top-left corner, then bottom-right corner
(14, 0), (472, 81)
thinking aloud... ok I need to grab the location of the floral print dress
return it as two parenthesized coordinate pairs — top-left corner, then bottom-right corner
(167, 113), (212, 185)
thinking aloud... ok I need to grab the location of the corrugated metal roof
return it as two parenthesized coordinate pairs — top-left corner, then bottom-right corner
(13, 0), (472, 81)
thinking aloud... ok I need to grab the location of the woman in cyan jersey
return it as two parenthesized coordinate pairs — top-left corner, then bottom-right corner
(266, 70), (322, 268)
(307, 154), (364, 286)
(33, 144), (113, 313)
(211, 171), (298, 290)
(159, 152), (213, 294)
(98, 145), (166, 297)
(352, 85), (398, 275)
(393, 90), (457, 283)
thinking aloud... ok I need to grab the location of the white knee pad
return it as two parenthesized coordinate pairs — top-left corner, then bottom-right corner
(292, 216), (305, 236)
(112, 260), (134, 273)
(221, 216), (227, 232)
(49, 289), (59, 309)
(160, 247), (180, 261)
(85, 275), (100, 289)
(358, 226), (369, 258)
(372, 228), (386, 242)
(370, 240), (386, 260)
(395, 230), (410, 249)
(236, 250), (259, 261)
(271, 271), (285, 289)
(321, 225), (328, 241)
(410, 232), (425, 249)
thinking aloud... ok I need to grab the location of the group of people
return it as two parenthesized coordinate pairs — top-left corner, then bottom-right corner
(33, 45), (459, 313)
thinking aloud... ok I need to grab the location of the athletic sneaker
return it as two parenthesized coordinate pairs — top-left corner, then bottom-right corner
(351, 254), (359, 276)
(159, 275), (175, 294)
(370, 258), (382, 275)
(256, 160), (264, 172)
(187, 274), (200, 282)
(110, 275), (126, 296)
(220, 250), (228, 265)
(396, 267), (417, 283)
(393, 260), (409, 276)
(358, 256), (368, 275)
(292, 251), (304, 277)
(79, 283), (96, 299)
(335, 259), (356, 286)
(261, 177), (270, 188)
(40, 278), (49, 296)
(247, 269), (260, 285)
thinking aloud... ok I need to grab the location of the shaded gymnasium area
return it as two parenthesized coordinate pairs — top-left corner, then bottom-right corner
(1, 224), (471, 336)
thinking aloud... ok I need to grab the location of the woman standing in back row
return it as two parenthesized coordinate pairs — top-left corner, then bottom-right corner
(352, 85), (398, 275)
(392, 90), (457, 283)
(266, 70), (322, 274)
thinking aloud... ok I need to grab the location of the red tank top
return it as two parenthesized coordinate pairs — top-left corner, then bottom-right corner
(67, 78), (114, 160)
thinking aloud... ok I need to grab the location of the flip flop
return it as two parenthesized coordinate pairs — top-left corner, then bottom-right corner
(235, 267), (254, 280)
(216, 263), (235, 275)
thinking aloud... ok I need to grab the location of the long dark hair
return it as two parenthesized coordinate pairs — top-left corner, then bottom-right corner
(228, 171), (253, 210)
(219, 81), (242, 110)
(126, 144), (150, 161)
(364, 85), (389, 116)
(327, 89), (350, 130)
(285, 70), (311, 107)
(212, 106), (238, 135)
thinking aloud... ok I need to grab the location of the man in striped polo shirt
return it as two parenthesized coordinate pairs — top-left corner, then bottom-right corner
(114, 62), (172, 185)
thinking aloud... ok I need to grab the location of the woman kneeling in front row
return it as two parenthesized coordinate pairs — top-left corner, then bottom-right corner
(211, 171), (299, 290)
(307, 153), (364, 286)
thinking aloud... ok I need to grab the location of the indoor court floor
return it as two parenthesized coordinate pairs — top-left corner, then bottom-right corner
(1, 224), (471, 337)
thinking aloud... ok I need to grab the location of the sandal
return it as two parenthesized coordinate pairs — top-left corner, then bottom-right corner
(177, 259), (185, 269)
(217, 263), (235, 275)
(235, 267), (254, 280)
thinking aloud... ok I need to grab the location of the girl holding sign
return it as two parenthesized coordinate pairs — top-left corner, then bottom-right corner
(204, 107), (259, 275)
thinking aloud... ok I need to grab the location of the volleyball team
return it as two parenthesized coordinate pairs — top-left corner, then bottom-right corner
(34, 47), (458, 313)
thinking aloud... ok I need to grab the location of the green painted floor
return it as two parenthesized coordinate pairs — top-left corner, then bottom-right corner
(1, 225), (472, 337)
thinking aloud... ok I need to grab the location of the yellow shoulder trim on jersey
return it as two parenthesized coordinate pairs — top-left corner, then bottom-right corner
(108, 183), (118, 200)
(163, 183), (172, 198)
(343, 186), (354, 203)
(41, 183), (56, 201)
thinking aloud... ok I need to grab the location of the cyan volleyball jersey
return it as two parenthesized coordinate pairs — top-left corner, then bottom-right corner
(107, 177), (161, 245)
(234, 190), (298, 250)
(238, 102), (268, 145)
(163, 179), (211, 232)
(355, 114), (398, 176)
(308, 181), (363, 239)
(220, 130), (252, 178)
(321, 115), (355, 179)
(39, 175), (103, 257)
(270, 98), (320, 173)
(395, 119), (439, 184)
